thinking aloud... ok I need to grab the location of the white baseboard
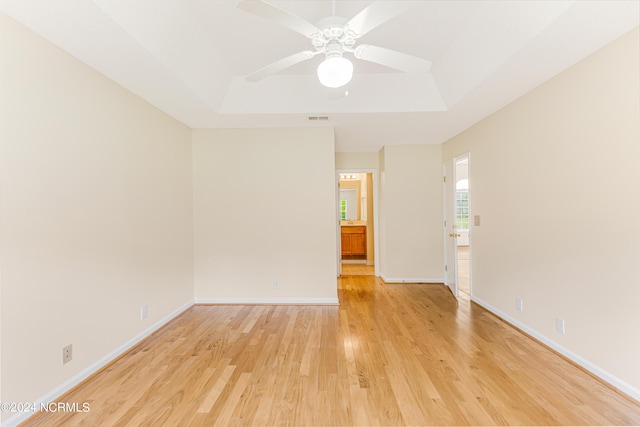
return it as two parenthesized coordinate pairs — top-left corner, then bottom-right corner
(2, 300), (195, 427)
(471, 295), (640, 403)
(195, 297), (339, 305)
(380, 273), (444, 284)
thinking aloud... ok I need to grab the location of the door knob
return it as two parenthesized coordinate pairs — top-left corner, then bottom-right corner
(449, 233), (460, 238)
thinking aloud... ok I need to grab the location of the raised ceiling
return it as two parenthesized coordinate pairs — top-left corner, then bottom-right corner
(1, 0), (638, 151)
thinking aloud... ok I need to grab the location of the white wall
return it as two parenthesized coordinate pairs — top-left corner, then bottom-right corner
(442, 27), (640, 398)
(378, 145), (444, 282)
(192, 128), (337, 303)
(0, 13), (194, 418)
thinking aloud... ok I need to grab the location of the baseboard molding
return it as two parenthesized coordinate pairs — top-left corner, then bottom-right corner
(471, 295), (640, 403)
(195, 297), (339, 305)
(2, 300), (195, 427)
(380, 273), (444, 284)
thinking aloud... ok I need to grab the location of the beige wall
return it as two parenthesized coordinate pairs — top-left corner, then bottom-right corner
(192, 128), (337, 303)
(443, 27), (640, 397)
(0, 13), (194, 417)
(378, 148), (388, 274)
(379, 145), (444, 282)
(335, 151), (379, 170)
(337, 149), (444, 278)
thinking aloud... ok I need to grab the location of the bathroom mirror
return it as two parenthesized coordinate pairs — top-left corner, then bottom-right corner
(338, 176), (363, 221)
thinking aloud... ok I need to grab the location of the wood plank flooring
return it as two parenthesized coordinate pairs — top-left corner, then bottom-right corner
(23, 275), (640, 426)
(340, 263), (375, 276)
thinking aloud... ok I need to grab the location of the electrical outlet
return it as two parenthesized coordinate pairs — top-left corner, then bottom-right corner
(63, 344), (73, 364)
(516, 298), (523, 312)
(556, 318), (565, 334)
(141, 305), (148, 320)
(273, 280), (280, 289)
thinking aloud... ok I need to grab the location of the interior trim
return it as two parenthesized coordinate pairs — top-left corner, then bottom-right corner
(471, 295), (640, 403)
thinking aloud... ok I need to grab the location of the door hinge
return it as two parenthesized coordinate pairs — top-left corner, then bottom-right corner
(443, 176), (446, 183)
(445, 265), (448, 272)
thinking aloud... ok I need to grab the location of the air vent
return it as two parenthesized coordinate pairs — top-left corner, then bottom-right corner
(308, 116), (330, 121)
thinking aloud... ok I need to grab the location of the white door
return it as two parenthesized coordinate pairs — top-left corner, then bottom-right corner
(443, 159), (458, 298)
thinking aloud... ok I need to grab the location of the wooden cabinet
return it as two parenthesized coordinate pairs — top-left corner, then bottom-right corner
(341, 226), (366, 256)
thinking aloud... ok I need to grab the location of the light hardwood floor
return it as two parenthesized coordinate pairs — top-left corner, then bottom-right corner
(341, 263), (375, 276)
(23, 275), (640, 426)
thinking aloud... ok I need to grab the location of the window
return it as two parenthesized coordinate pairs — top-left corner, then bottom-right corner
(455, 191), (469, 230)
(340, 199), (347, 221)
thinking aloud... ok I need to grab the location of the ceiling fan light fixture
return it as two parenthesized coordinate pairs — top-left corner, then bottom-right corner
(317, 54), (353, 88)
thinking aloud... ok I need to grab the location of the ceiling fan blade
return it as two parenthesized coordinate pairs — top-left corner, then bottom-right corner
(346, 1), (414, 36)
(237, 0), (320, 38)
(354, 44), (432, 73)
(245, 51), (316, 82)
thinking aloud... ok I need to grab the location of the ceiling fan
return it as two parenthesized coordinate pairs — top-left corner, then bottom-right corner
(237, 0), (432, 88)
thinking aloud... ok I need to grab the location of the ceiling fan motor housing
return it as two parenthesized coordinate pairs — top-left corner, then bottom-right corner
(311, 16), (358, 54)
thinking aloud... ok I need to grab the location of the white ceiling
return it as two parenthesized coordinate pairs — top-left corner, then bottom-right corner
(2, 0), (638, 151)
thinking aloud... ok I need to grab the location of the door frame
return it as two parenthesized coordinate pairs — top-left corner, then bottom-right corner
(443, 153), (472, 299)
(455, 153), (472, 296)
(336, 169), (380, 277)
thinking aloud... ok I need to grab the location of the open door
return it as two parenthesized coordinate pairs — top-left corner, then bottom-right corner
(455, 155), (471, 296)
(443, 159), (458, 298)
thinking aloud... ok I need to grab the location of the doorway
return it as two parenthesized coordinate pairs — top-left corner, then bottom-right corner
(455, 156), (470, 296)
(336, 171), (378, 277)
(443, 154), (472, 298)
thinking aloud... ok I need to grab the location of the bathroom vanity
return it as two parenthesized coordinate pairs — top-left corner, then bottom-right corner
(340, 221), (366, 257)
